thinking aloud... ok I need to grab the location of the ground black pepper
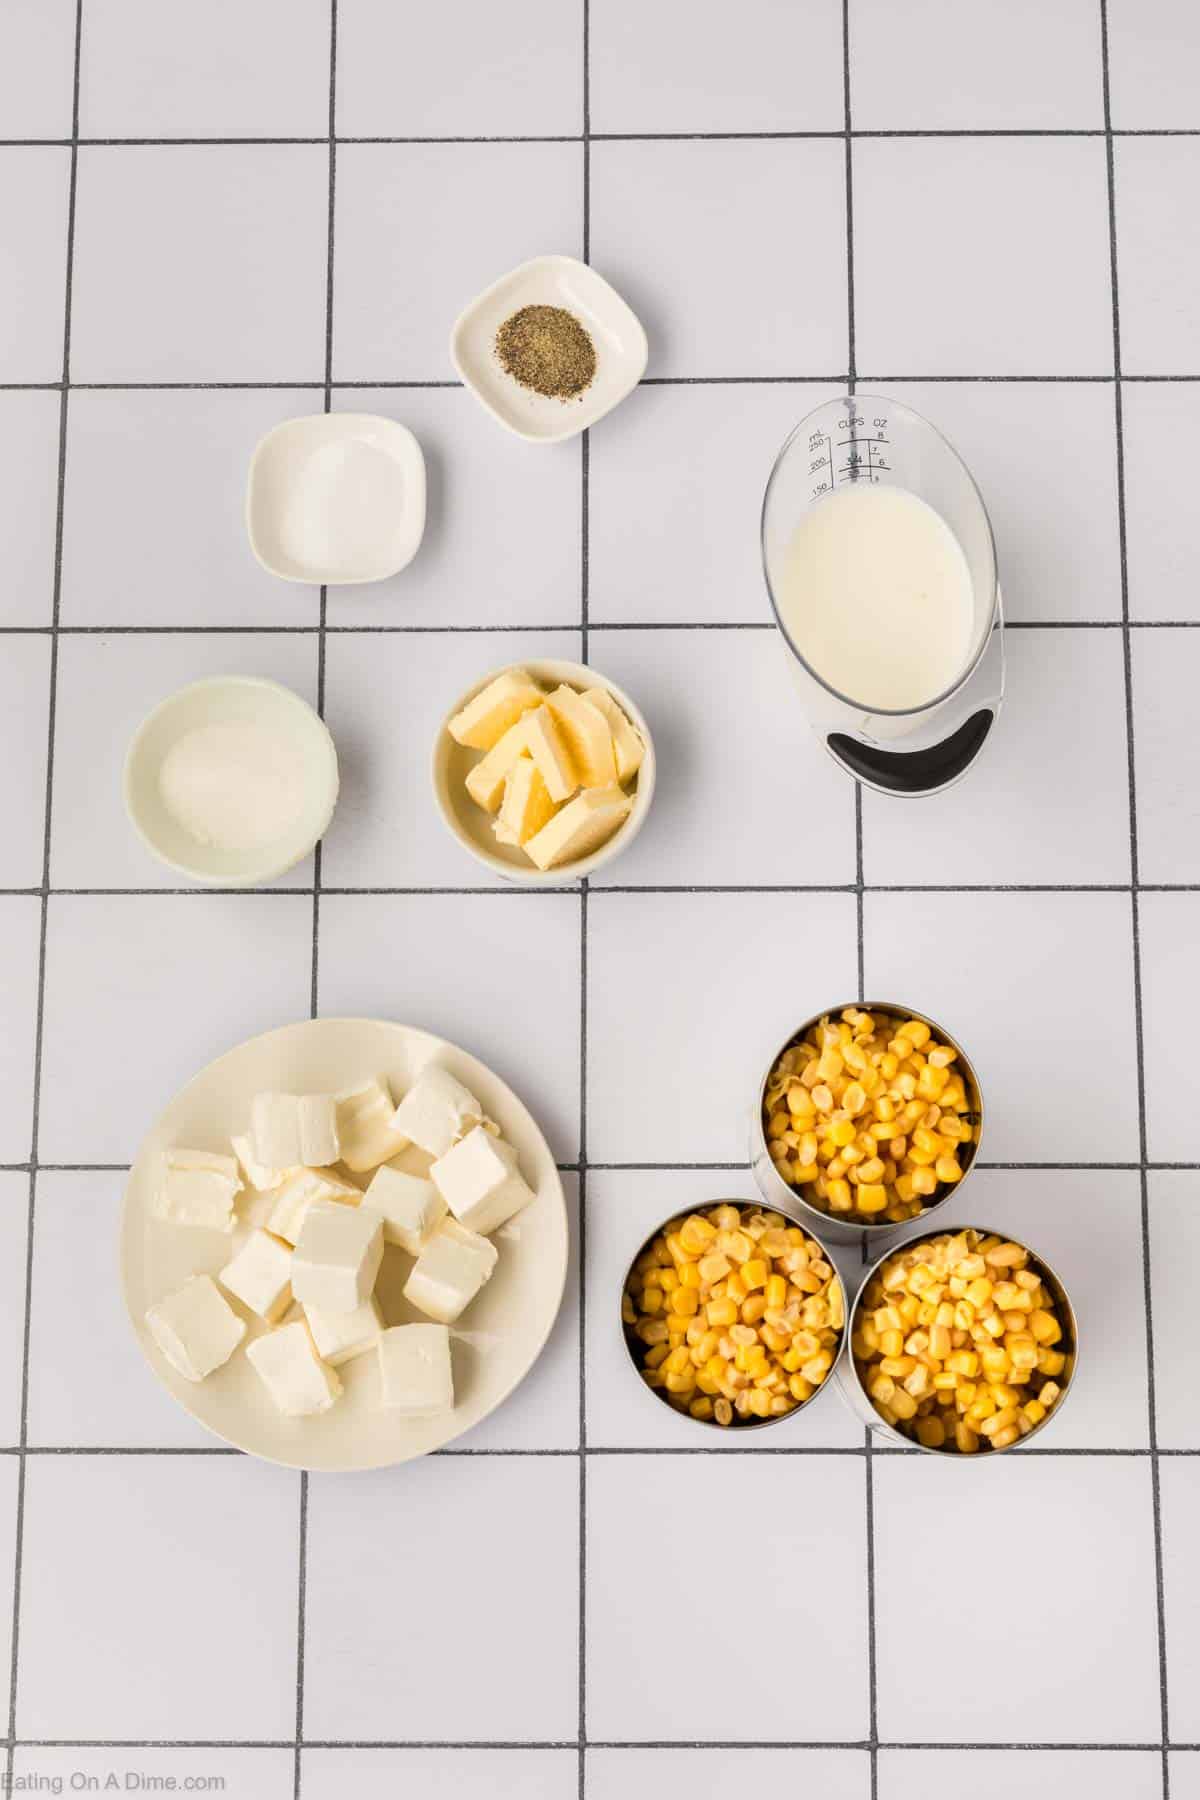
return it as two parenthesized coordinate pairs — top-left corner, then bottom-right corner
(495, 304), (597, 401)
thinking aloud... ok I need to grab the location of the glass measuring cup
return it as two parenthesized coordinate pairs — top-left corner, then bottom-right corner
(761, 395), (1004, 794)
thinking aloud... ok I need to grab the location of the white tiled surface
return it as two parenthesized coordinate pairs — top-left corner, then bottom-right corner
(0, 3), (1191, 1794)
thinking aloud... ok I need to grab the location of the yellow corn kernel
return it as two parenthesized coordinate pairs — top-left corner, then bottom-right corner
(679, 1214), (717, 1254)
(788, 1373), (814, 1403)
(909, 1166), (938, 1198)
(740, 1294), (768, 1326)
(740, 1258), (768, 1292)
(679, 1261), (702, 1289)
(706, 1297), (737, 1328)
(725, 1271), (748, 1304)
(689, 1396), (714, 1422)
(857, 1184), (888, 1213)
(658, 1267), (680, 1294)
(765, 1273), (788, 1310)
(934, 1155), (962, 1184)
(670, 1286), (699, 1317)
(664, 1370), (695, 1395)
(955, 1421), (980, 1453)
(643, 1343), (669, 1370)
(915, 1415), (946, 1449)
(1030, 1308), (1062, 1345)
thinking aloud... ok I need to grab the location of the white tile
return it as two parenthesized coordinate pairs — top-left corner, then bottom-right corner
(1108, 0), (1200, 129)
(1133, 630), (1200, 882)
(588, 382), (835, 625)
(1163, 1459), (1200, 1740)
(16, 1456), (299, 1738)
(303, 1456), (578, 1740)
(0, 1464), (18, 1690)
(14, 1749), (294, 1800)
(1175, 1755), (1200, 1799)
(319, 629), (582, 887)
(0, 635), (50, 887)
(334, 143), (581, 382)
(879, 382), (1122, 623)
(27, 1170), (214, 1449)
(325, 389), (582, 627)
(878, 1750), (1162, 1800)
(453, 1172), (579, 1450)
(1115, 140), (1200, 376)
(305, 1749), (577, 1800)
(71, 145), (328, 381)
(337, 0), (581, 137)
(61, 390), (322, 627)
(0, 149), (69, 382)
(863, 892), (1140, 1162)
(0, 1176), (29, 1446)
(590, 0), (844, 133)
(932, 1169), (1149, 1450)
(79, 0), (330, 136)
(587, 891), (858, 1164)
(589, 628), (856, 887)
(0, 0), (75, 138)
(853, 140), (1112, 377)
(0, 898), (41, 1164)
(850, 0), (1102, 128)
(1124, 384), (1200, 622)
(318, 893), (581, 1161)
(1149, 1170), (1200, 1449)
(590, 140), (847, 380)
(50, 632), (320, 888)
(1142, 893), (1200, 1163)
(0, 391), (61, 626)
(863, 630), (1131, 886)
(585, 1167), (863, 1451)
(592, 1750), (869, 1799)
(875, 1455), (1161, 1741)
(37, 893), (313, 1162)
(588, 1452), (868, 1740)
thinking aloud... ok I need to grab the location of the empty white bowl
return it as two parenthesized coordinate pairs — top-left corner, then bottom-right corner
(124, 676), (339, 886)
(450, 254), (648, 445)
(432, 660), (656, 884)
(246, 413), (426, 584)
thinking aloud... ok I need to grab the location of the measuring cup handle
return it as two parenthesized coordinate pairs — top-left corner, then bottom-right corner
(828, 710), (995, 796)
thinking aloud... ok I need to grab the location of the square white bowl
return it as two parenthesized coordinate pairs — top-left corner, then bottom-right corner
(246, 412), (426, 584)
(450, 254), (648, 444)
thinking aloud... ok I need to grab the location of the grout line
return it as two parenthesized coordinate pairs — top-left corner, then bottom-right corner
(7, 620), (1200, 638)
(8, 1737), (1188, 1751)
(2, 1443), (1196, 1458)
(4, 126), (1200, 147)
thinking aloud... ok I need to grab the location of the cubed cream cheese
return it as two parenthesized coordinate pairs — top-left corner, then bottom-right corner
(364, 1161), (446, 1253)
(267, 1167), (361, 1246)
(378, 1323), (454, 1418)
(494, 756), (558, 847)
(546, 684), (618, 788)
(154, 1149), (242, 1232)
(430, 1125), (535, 1237)
(292, 1201), (384, 1315)
(391, 1065), (483, 1158)
(303, 1294), (384, 1367)
(230, 1132), (292, 1194)
(251, 1092), (340, 1170)
(448, 668), (544, 750)
(403, 1218), (498, 1324)
(145, 1275), (245, 1382)
(464, 715), (534, 813)
(524, 784), (632, 872)
(246, 1319), (342, 1416)
(335, 1075), (407, 1172)
(521, 703), (577, 803)
(218, 1228), (293, 1323)
(583, 686), (645, 783)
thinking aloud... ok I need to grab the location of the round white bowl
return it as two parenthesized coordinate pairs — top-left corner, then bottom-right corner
(431, 659), (656, 885)
(123, 675), (339, 887)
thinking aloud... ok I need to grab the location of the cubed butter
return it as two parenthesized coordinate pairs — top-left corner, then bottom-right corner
(378, 1323), (454, 1418)
(494, 755), (558, 847)
(521, 704), (577, 803)
(218, 1228), (293, 1323)
(304, 1294), (383, 1367)
(292, 1201), (384, 1315)
(448, 668), (543, 750)
(583, 686), (645, 783)
(268, 1167), (361, 1246)
(231, 1132), (292, 1194)
(246, 1319), (342, 1416)
(464, 715), (534, 812)
(145, 1275), (245, 1382)
(546, 684), (617, 788)
(430, 1125), (535, 1237)
(251, 1093), (340, 1170)
(335, 1075), (407, 1173)
(524, 784), (633, 871)
(403, 1218), (498, 1324)
(391, 1065), (483, 1159)
(364, 1161), (446, 1253)
(154, 1149), (242, 1232)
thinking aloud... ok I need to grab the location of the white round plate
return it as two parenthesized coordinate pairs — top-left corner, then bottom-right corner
(121, 1018), (568, 1471)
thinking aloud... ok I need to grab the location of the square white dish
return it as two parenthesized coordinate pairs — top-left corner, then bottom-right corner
(450, 253), (648, 444)
(245, 412), (426, 584)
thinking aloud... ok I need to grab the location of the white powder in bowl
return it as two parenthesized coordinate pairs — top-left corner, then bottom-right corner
(158, 721), (307, 852)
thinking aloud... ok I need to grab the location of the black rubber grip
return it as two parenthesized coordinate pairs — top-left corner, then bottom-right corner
(828, 709), (994, 795)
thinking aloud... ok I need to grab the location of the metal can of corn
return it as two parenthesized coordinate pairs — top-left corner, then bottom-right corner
(750, 999), (985, 1246)
(836, 1221), (1079, 1455)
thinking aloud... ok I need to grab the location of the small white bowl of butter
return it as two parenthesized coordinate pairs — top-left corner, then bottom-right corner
(432, 660), (655, 884)
(124, 676), (339, 886)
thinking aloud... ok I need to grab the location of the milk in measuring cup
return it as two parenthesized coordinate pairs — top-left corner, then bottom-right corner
(776, 484), (974, 713)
